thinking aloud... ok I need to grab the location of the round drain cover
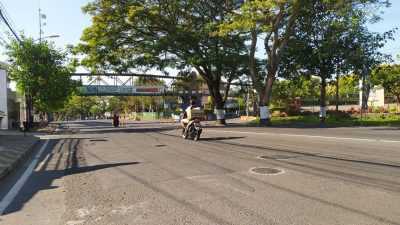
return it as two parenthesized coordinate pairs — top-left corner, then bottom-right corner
(250, 167), (283, 175)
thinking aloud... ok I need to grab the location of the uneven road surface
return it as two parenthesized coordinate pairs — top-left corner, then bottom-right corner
(1, 120), (400, 225)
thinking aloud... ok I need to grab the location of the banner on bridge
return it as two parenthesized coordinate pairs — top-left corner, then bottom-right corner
(79, 85), (165, 95)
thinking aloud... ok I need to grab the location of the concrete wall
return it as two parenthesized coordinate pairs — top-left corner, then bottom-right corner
(0, 69), (8, 129)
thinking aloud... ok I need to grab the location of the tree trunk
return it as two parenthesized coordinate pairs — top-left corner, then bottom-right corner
(213, 84), (226, 125)
(195, 66), (226, 125)
(259, 72), (275, 126)
(335, 71), (339, 112)
(245, 90), (250, 117)
(361, 65), (371, 110)
(320, 76), (327, 123)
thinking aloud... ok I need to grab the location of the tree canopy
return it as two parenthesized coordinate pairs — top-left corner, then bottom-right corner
(75, 0), (249, 124)
(6, 37), (78, 113)
(371, 64), (400, 106)
(217, 0), (392, 123)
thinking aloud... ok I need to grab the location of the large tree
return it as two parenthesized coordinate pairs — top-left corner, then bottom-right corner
(75, 0), (248, 125)
(6, 37), (77, 123)
(370, 64), (400, 109)
(218, 0), (390, 125)
(282, 0), (393, 121)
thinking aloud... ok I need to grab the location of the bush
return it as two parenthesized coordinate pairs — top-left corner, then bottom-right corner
(347, 107), (360, 114)
(299, 110), (314, 116)
(327, 110), (352, 119)
(389, 105), (399, 113)
(287, 104), (300, 116)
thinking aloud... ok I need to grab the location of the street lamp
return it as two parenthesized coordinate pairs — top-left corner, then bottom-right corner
(42, 35), (60, 39)
(35, 35), (60, 43)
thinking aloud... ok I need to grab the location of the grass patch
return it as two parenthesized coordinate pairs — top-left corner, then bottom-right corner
(244, 115), (400, 127)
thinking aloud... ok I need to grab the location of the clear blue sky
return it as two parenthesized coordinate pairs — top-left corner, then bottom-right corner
(0, 0), (91, 61)
(1, 0), (399, 62)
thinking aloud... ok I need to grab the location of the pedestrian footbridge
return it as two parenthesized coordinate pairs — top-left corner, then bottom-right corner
(72, 73), (208, 97)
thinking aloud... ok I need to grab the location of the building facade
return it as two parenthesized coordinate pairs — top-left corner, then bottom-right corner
(0, 68), (20, 129)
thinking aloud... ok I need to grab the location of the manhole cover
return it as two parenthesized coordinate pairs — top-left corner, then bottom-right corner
(259, 155), (297, 160)
(249, 167), (284, 175)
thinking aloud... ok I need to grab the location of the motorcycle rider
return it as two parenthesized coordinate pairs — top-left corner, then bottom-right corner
(181, 100), (196, 133)
(112, 114), (119, 127)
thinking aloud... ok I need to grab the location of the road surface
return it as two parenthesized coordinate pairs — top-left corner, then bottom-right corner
(0, 120), (399, 225)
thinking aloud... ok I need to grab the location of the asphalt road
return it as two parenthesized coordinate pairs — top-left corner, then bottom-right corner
(1, 120), (400, 225)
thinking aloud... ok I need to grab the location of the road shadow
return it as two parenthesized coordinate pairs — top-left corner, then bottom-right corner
(371, 127), (400, 131)
(76, 126), (178, 135)
(2, 138), (139, 216)
(200, 136), (245, 141)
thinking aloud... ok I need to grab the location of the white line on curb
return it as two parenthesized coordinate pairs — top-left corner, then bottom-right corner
(206, 129), (400, 144)
(0, 139), (50, 215)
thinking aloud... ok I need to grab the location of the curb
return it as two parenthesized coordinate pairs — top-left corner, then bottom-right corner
(0, 137), (41, 181)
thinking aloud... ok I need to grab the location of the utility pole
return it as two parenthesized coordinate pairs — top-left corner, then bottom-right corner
(39, 8), (42, 42)
(39, 8), (47, 43)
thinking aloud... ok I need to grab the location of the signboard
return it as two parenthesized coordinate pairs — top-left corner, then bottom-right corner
(359, 85), (385, 107)
(79, 85), (165, 95)
(164, 103), (171, 109)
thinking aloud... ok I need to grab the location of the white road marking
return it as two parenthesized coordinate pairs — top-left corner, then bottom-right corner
(0, 139), (50, 215)
(206, 129), (400, 143)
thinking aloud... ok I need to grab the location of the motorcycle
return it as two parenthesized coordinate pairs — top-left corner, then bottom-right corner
(182, 117), (202, 141)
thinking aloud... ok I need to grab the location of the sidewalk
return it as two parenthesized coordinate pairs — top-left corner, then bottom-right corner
(0, 130), (40, 180)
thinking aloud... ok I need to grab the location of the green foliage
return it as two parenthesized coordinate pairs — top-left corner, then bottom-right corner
(60, 95), (96, 118)
(237, 98), (245, 109)
(75, 0), (248, 110)
(263, 114), (400, 127)
(217, 0), (391, 110)
(107, 97), (126, 114)
(272, 77), (321, 105)
(370, 64), (400, 105)
(278, 0), (392, 113)
(326, 75), (359, 99)
(5, 37), (77, 112)
(388, 105), (398, 113)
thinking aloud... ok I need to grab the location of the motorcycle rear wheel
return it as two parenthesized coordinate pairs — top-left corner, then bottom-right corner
(194, 131), (200, 141)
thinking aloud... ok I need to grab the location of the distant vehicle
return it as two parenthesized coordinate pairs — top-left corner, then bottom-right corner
(181, 108), (204, 141)
(112, 114), (119, 127)
(182, 117), (202, 141)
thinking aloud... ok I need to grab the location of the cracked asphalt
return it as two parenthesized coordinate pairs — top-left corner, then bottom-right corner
(0, 120), (399, 225)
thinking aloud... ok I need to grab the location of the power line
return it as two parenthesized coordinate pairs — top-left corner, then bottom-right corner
(0, 1), (18, 33)
(0, 8), (22, 46)
(0, 0), (21, 45)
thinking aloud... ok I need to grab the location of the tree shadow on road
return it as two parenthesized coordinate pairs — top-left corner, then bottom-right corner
(2, 138), (139, 216)
(370, 127), (400, 131)
(200, 136), (245, 141)
(63, 126), (178, 135)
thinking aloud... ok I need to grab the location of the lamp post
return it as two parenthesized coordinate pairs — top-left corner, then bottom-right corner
(39, 8), (46, 43)
(35, 35), (60, 43)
